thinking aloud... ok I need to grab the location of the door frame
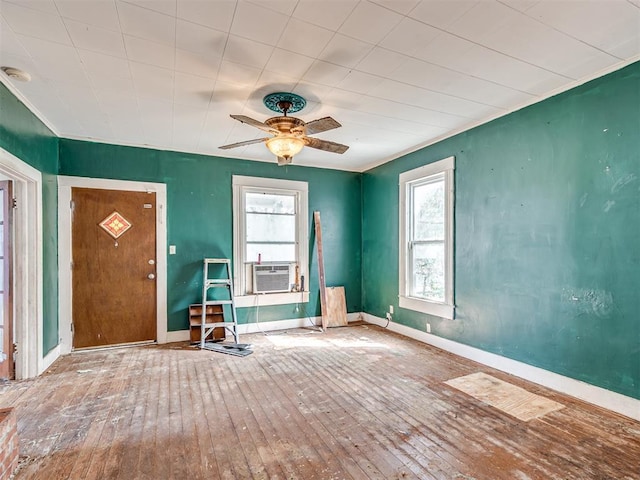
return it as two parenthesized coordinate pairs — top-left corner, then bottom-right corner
(0, 147), (43, 380)
(58, 176), (167, 354)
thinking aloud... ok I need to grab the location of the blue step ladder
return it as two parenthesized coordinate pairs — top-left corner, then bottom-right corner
(199, 258), (240, 348)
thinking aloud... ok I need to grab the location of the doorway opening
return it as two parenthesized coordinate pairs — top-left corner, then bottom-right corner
(0, 146), (43, 379)
(0, 180), (14, 379)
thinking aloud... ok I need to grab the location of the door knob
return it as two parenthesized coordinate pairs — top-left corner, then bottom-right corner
(147, 273), (155, 280)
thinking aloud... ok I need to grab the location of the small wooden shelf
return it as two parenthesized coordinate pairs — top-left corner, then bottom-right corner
(188, 304), (225, 343)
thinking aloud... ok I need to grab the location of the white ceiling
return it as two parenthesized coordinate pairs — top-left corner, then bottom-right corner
(1, 0), (639, 172)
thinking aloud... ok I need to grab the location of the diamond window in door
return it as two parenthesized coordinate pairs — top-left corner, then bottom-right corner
(99, 211), (132, 239)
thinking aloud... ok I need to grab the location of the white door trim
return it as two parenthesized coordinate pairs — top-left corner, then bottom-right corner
(58, 176), (168, 354)
(0, 147), (43, 379)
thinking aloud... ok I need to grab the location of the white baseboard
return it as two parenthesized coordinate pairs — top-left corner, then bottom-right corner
(238, 316), (319, 334)
(164, 312), (363, 341)
(364, 313), (640, 422)
(39, 345), (60, 374)
(239, 311), (362, 334)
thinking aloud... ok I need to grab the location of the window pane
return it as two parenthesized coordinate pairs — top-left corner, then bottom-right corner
(246, 192), (295, 214)
(247, 243), (296, 262)
(246, 213), (295, 242)
(412, 179), (444, 241)
(410, 242), (445, 302)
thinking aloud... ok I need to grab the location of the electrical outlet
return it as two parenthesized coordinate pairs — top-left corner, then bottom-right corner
(389, 305), (394, 314)
(386, 312), (392, 321)
(426, 323), (431, 333)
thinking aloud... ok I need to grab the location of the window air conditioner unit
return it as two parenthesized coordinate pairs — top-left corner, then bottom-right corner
(253, 263), (292, 294)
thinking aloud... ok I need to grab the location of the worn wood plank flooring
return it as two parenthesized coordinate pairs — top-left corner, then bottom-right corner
(1, 324), (639, 479)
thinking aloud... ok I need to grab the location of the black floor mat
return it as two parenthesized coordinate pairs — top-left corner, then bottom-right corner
(201, 342), (253, 357)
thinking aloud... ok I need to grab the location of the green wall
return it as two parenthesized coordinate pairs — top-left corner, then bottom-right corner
(58, 140), (362, 331)
(362, 61), (640, 400)
(0, 83), (59, 355)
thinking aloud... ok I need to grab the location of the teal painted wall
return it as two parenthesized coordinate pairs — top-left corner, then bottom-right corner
(362, 61), (640, 400)
(0, 83), (59, 355)
(58, 140), (362, 331)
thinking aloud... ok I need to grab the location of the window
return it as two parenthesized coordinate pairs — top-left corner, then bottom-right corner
(232, 176), (309, 307)
(245, 191), (297, 262)
(399, 156), (455, 319)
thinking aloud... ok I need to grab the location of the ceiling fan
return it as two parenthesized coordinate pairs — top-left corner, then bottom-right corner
(219, 92), (349, 166)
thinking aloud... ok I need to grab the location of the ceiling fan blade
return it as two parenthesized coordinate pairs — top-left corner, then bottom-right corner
(298, 116), (342, 135)
(219, 137), (270, 149)
(230, 115), (280, 135)
(277, 156), (293, 166)
(304, 137), (349, 154)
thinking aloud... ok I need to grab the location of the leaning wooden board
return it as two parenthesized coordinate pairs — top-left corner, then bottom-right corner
(325, 286), (348, 327)
(314, 211), (328, 329)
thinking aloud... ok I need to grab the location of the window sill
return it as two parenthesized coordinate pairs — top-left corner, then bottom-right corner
(235, 291), (309, 308)
(399, 295), (455, 319)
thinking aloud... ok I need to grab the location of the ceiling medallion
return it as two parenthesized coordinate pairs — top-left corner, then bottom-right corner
(263, 92), (306, 113)
(99, 211), (132, 239)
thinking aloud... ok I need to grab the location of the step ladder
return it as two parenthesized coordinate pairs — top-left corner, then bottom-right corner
(199, 258), (239, 348)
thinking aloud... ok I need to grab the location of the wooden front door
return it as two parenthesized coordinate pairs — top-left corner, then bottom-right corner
(0, 181), (13, 379)
(72, 188), (157, 349)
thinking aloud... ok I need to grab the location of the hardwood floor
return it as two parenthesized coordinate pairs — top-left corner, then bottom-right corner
(2, 324), (639, 479)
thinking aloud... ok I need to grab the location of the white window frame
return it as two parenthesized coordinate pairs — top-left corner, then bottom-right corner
(232, 175), (309, 308)
(399, 156), (455, 319)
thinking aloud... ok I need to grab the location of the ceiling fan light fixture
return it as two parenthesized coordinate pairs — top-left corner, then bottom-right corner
(220, 92), (349, 166)
(266, 135), (305, 160)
